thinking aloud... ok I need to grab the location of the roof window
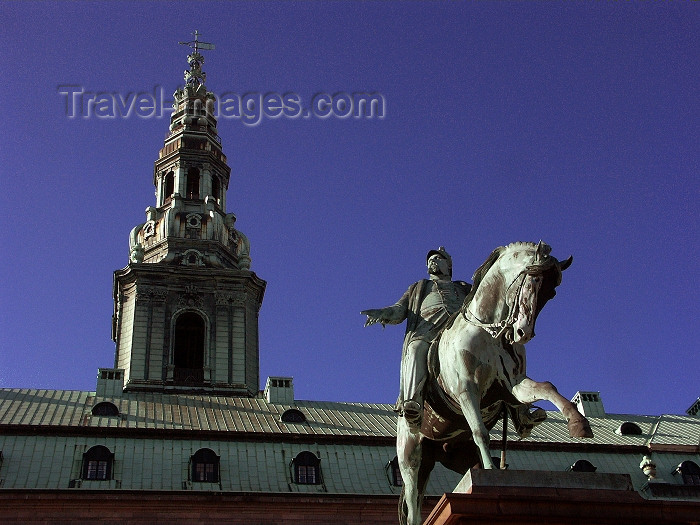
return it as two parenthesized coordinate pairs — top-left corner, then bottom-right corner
(281, 408), (306, 423)
(673, 461), (700, 486)
(616, 422), (642, 435)
(190, 448), (219, 483)
(82, 445), (114, 481)
(92, 401), (119, 417)
(292, 451), (321, 485)
(569, 459), (597, 473)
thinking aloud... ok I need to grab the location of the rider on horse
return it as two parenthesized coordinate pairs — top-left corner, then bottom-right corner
(362, 247), (471, 431)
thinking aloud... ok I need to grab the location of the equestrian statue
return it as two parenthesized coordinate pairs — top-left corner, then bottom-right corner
(362, 242), (593, 525)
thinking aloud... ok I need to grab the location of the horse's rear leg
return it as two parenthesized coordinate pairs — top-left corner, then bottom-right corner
(457, 383), (497, 469)
(397, 419), (424, 525)
(512, 377), (593, 438)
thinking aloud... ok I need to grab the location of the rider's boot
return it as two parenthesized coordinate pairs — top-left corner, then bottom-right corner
(402, 400), (422, 433)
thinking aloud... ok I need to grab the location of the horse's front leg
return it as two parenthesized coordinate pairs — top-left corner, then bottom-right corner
(397, 418), (424, 525)
(457, 380), (497, 469)
(512, 377), (593, 438)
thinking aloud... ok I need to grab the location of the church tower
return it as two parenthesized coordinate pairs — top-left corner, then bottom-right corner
(111, 33), (266, 395)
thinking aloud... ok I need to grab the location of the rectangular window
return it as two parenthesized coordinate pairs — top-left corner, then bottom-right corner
(195, 462), (215, 482)
(86, 460), (108, 480)
(298, 465), (316, 484)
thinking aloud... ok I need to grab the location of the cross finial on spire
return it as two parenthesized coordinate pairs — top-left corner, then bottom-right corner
(178, 31), (215, 88)
(179, 30), (215, 54)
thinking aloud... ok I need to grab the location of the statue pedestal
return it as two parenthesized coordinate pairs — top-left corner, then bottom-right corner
(455, 468), (634, 494)
(423, 469), (668, 525)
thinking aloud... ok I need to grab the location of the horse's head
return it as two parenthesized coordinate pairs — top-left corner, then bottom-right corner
(467, 241), (572, 344)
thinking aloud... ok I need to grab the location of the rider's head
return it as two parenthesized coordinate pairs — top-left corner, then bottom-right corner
(427, 246), (452, 278)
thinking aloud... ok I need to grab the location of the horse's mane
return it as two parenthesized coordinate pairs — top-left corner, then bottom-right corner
(460, 242), (542, 312)
(460, 245), (505, 311)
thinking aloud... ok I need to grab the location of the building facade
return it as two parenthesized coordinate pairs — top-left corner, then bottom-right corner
(1, 37), (699, 524)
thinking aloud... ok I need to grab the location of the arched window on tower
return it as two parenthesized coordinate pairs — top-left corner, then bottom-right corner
(163, 171), (174, 203)
(186, 168), (200, 200)
(173, 312), (205, 385)
(212, 175), (221, 204)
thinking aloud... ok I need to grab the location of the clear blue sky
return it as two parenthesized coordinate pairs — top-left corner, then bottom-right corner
(1, 2), (697, 417)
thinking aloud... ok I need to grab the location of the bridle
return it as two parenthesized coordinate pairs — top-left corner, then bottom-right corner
(462, 256), (557, 341)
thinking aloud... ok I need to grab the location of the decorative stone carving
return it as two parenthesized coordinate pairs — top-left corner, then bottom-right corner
(640, 456), (657, 480)
(136, 287), (168, 302)
(215, 291), (247, 306)
(142, 220), (156, 239)
(185, 213), (202, 229)
(128, 223), (145, 263)
(181, 249), (204, 267)
(177, 285), (204, 308)
(225, 213), (251, 270)
(129, 243), (145, 264)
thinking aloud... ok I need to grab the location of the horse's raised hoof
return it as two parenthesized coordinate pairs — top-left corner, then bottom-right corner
(568, 416), (593, 438)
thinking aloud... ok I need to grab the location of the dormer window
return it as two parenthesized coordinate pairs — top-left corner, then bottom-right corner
(292, 451), (321, 485)
(82, 445), (114, 481)
(92, 402), (119, 417)
(387, 456), (403, 487)
(616, 422), (643, 435)
(674, 461), (700, 485)
(281, 409), (306, 423)
(191, 448), (219, 483)
(569, 459), (597, 472)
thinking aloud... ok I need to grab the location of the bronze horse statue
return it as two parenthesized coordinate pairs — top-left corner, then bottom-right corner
(396, 242), (593, 525)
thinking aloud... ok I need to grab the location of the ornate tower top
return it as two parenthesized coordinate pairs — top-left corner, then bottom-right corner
(169, 30), (219, 137)
(178, 30), (214, 90)
(125, 31), (251, 271)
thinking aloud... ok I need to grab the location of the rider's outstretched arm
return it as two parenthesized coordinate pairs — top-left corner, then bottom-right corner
(361, 287), (411, 326)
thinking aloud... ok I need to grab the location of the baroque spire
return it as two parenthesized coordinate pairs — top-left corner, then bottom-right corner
(124, 30), (252, 272)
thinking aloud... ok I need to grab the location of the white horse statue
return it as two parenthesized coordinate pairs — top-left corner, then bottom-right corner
(397, 241), (593, 525)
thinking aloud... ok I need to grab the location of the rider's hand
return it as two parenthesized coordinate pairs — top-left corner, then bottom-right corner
(361, 309), (386, 327)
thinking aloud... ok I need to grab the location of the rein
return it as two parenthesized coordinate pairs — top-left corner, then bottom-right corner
(461, 272), (526, 340)
(461, 258), (556, 341)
